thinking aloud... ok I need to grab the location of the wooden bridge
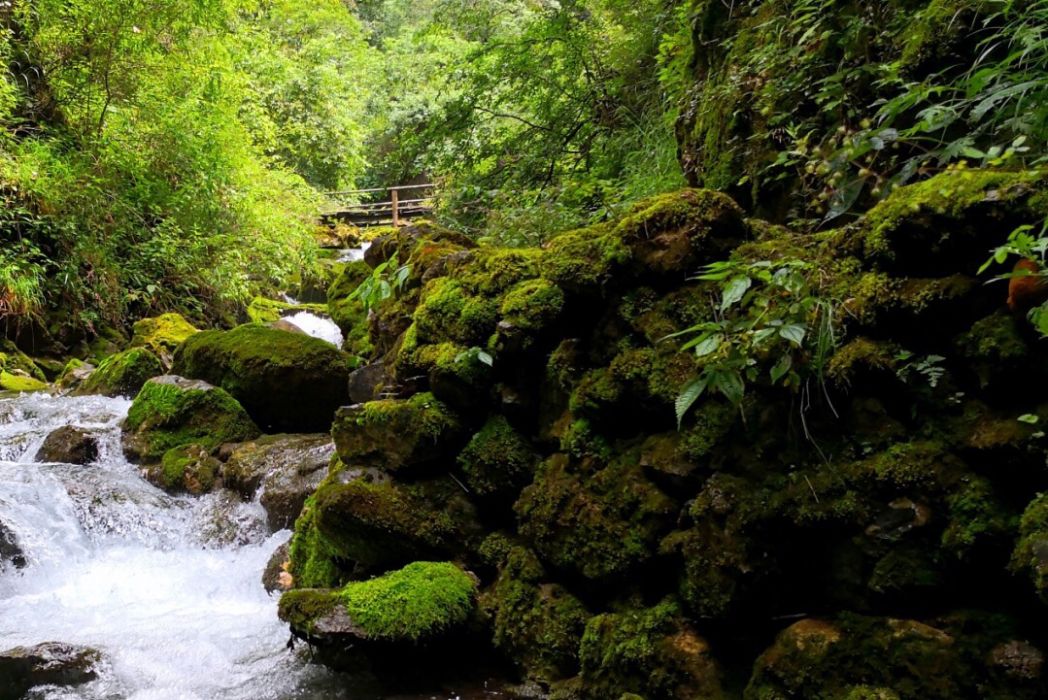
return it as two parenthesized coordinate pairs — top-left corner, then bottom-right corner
(321, 183), (436, 227)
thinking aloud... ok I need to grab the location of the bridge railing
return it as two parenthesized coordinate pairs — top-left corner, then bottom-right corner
(323, 183), (437, 227)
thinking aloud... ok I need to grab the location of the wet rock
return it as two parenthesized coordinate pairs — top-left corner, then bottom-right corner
(864, 498), (932, 540)
(35, 426), (99, 465)
(270, 318), (307, 335)
(0, 642), (101, 699)
(121, 375), (260, 464)
(172, 324), (352, 432)
(73, 347), (163, 398)
(262, 542), (292, 593)
(0, 520), (27, 571)
(347, 361), (391, 404)
(55, 359), (95, 394)
(221, 433), (334, 502)
(990, 640), (1045, 680)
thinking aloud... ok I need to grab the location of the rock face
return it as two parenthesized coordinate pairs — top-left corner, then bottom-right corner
(144, 442), (222, 494)
(276, 175), (1048, 697)
(121, 375), (260, 464)
(0, 642), (101, 700)
(221, 433), (334, 530)
(35, 426), (99, 465)
(74, 347), (163, 397)
(172, 324), (352, 432)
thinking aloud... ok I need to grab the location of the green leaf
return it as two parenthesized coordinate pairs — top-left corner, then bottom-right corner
(675, 377), (707, 429)
(690, 333), (723, 357)
(779, 324), (806, 346)
(476, 350), (493, 366)
(1018, 413), (1039, 425)
(720, 276), (752, 311)
(770, 355), (792, 384)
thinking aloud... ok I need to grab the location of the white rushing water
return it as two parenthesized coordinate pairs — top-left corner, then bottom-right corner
(0, 392), (353, 700)
(281, 312), (344, 348)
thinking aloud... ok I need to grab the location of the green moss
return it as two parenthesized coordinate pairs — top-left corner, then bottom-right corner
(826, 338), (901, 387)
(0, 371), (47, 392)
(454, 247), (544, 296)
(246, 297), (327, 324)
(337, 561), (477, 641)
(123, 377), (260, 462)
(310, 476), (478, 572)
(941, 477), (1013, 557)
(77, 347), (163, 397)
(483, 546), (590, 682)
(560, 419), (613, 462)
(516, 453), (676, 580)
(539, 223), (631, 293)
(129, 313), (199, 362)
(493, 278), (565, 351)
(578, 599), (721, 700)
(457, 416), (538, 498)
(288, 493), (346, 589)
(1010, 493), (1048, 602)
(413, 277), (499, 346)
(277, 588), (340, 636)
(151, 443), (219, 494)
(0, 340), (46, 383)
(332, 392), (461, 471)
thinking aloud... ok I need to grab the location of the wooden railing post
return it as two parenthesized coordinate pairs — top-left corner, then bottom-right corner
(391, 188), (400, 227)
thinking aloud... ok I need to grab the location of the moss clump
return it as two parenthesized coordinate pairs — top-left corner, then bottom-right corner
(122, 376), (260, 463)
(129, 313), (199, 365)
(0, 340), (47, 385)
(277, 588), (340, 637)
(413, 277), (500, 346)
(457, 416), (538, 499)
(338, 561), (477, 641)
(826, 338), (902, 388)
(76, 347), (163, 398)
(332, 392), (461, 472)
(539, 223), (631, 293)
(326, 260), (374, 358)
(173, 324), (352, 432)
(148, 443), (220, 495)
(246, 296), (327, 324)
(482, 546), (590, 682)
(1010, 493), (1048, 602)
(578, 600), (722, 700)
(516, 453), (676, 580)
(493, 278), (565, 352)
(0, 371), (47, 393)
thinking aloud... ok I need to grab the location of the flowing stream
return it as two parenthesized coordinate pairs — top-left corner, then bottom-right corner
(0, 392), (362, 699)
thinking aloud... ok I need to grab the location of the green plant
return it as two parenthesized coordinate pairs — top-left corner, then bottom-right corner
(348, 252), (411, 312)
(980, 219), (1048, 334)
(665, 259), (839, 427)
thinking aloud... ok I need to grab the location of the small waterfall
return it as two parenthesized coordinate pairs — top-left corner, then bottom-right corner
(0, 393), (353, 699)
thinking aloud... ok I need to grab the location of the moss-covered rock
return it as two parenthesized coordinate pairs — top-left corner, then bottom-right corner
(129, 313), (199, 367)
(331, 392), (462, 472)
(245, 297), (327, 325)
(121, 375), (260, 463)
(145, 443), (221, 495)
(0, 371), (47, 393)
(1011, 493), (1048, 603)
(745, 613), (1045, 699)
(516, 453), (677, 580)
(577, 600), (722, 700)
(0, 340), (47, 392)
(290, 473), (481, 580)
(326, 260), (373, 358)
(172, 324), (353, 432)
(481, 545), (590, 684)
(279, 561), (478, 653)
(74, 347), (163, 398)
(457, 416), (538, 500)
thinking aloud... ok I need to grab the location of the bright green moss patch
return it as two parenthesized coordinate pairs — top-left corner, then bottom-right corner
(288, 493), (346, 589)
(278, 588), (340, 636)
(246, 296), (327, 324)
(0, 340), (47, 384)
(539, 223), (631, 293)
(0, 371), (47, 392)
(129, 313), (199, 363)
(76, 347), (163, 397)
(338, 561), (477, 641)
(1010, 493), (1048, 602)
(149, 443), (220, 495)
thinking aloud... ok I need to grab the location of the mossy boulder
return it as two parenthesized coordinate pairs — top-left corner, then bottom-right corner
(0, 340), (47, 392)
(0, 371), (47, 393)
(55, 359), (95, 393)
(74, 347), (163, 398)
(481, 545), (590, 684)
(516, 453), (677, 580)
(281, 561), (477, 644)
(576, 600), (722, 700)
(145, 443), (221, 495)
(457, 416), (538, 500)
(331, 392), (462, 473)
(129, 312), (199, 367)
(1011, 493), (1048, 603)
(300, 475), (481, 577)
(745, 613), (1045, 699)
(172, 324), (353, 432)
(121, 375), (260, 464)
(245, 296), (327, 325)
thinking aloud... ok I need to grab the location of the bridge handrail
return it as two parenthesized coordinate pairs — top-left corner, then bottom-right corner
(322, 183), (438, 226)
